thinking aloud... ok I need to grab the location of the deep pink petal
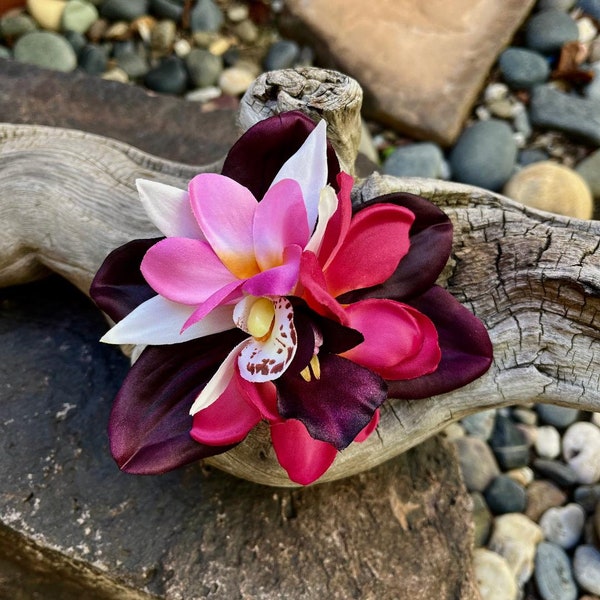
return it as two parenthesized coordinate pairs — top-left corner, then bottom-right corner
(253, 178), (309, 271)
(242, 245), (302, 298)
(270, 419), (338, 485)
(190, 368), (261, 445)
(141, 237), (237, 305)
(182, 279), (244, 330)
(354, 409), (380, 443)
(238, 377), (280, 422)
(189, 173), (260, 279)
(342, 299), (441, 380)
(324, 204), (415, 297)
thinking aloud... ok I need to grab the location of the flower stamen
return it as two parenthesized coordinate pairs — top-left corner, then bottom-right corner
(300, 354), (321, 382)
(247, 297), (275, 340)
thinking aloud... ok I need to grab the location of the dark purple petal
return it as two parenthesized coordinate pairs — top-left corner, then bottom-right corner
(387, 286), (493, 400)
(221, 111), (340, 200)
(276, 354), (387, 451)
(339, 193), (453, 303)
(109, 328), (247, 474)
(90, 238), (160, 322)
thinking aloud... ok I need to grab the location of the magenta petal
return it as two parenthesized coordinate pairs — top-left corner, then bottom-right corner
(109, 328), (246, 474)
(221, 111), (341, 200)
(238, 378), (280, 422)
(190, 369), (261, 445)
(242, 245), (302, 298)
(141, 238), (237, 305)
(270, 419), (338, 485)
(182, 279), (244, 330)
(90, 238), (159, 322)
(354, 409), (380, 443)
(387, 286), (493, 399)
(276, 354), (387, 450)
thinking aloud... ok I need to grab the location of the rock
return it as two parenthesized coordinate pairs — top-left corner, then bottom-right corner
(484, 475), (527, 515)
(190, 0), (224, 33)
(562, 422), (600, 484)
(533, 459), (580, 487)
(534, 542), (578, 600)
(232, 19), (258, 44)
(540, 503), (585, 549)
(281, 0), (535, 145)
(512, 407), (538, 426)
(471, 492), (493, 547)
(100, 0), (149, 21)
(101, 65), (129, 83)
(574, 545), (600, 595)
(473, 548), (518, 600)
(454, 436), (500, 493)
(519, 148), (550, 166)
(488, 513), (543, 586)
(576, 148), (600, 199)
(504, 161), (593, 219)
(26, 0), (66, 31)
(382, 142), (449, 180)
(506, 466), (534, 487)
(115, 49), (149, 79)
(512, 102), (532, 141)
(441, 421), (466, 442)
(537, 404), (580, 428)
(13, 30), (76, 71)
(538, 0), (577, 8)
(149, 0), (183, 21)
(489, 414), (530, 470)
(530, 84), (600, 147)
(578, 15), (598, 42)
(77, 43), (106, 75)
(0, 12), (38, 39)
(227, 2), (249, 22)
(61, 0), (97, 33)
(63, 28), (86, 53)
(218, 65), (254, 95)
(185, 85), (221, 102)
(579, 0), (600, 20)
(144, 55), (188, 94)
(526, 479), (568, 522)
(150, 18), (176, 55)
(525, 9), (579, 54)
(535, 425), (561, 459)
(0, 45), (10, 58)
(449, 120), (517, 191)
(263, 39), (300, 71)
(185, 47), (222, 88)
(499, 47), (550, 89)
(575, 484), (600, 513)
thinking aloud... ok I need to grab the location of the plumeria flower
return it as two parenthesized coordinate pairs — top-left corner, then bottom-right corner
(91, 111), (493, 485)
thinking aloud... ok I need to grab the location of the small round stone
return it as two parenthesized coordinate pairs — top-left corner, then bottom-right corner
(489, 414), (530, 470)
(13, 30), (77, 71)
(471, 492), (493, 547)
(506, 466), (534, 487)
(116, 49), (149, 79)
(499, 47), (550, 90)
(539, 503), (585, 549)
(218, 65), (254, 96)
(504, 161), (593, 219)
(382, 142), (449, 180)
(578, 16), (598, 42)
(484, 475), (527, 515)
(473, 548), (518, 600)
(533, 458), (580, 487)
(0, 13), (38, 39)
(525, 9), (579, 54)
(185, 47), (222, 88)
(150, 19), (176, 54)
(101, 66), (129, 83)
(190, 0), (224, 33)
(574, 484), (600, 513)
(573, 545), (600, 594)
(184, 86), (221, 102)
(232, 19), (258, 44)
(77, 43), (107, 74)
(100, 0), (149, 21)
(227, 2), (249, 22)
(538, 0), (576, 8)
(63, 29), (86, 53)
(144, 56), (188, 94)
(534, 542), (578, 600)
(149, 0), (183, 21)
(525, 479), (568, 522)
(578, 0), (600, 20)
(263, 39), (300, 71)
(0, 46), (11, 58)
(519, 148), (550, 167)
(535, 425), (561, 459)
(61, 0), (98, 33)
(26, 0), (66, 31)
(576, 147), (600, 199)
(449, 119), (517, 191)
(536, 404), (580, 428)
(453, 436), (500, 492)
(562, 421), (600, 484)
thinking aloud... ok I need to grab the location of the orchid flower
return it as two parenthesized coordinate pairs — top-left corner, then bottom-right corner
(91, 111), (493, 486)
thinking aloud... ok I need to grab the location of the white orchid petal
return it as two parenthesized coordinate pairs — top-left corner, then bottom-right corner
(269, 119), (327, 232)
(238, 297), (297, 383)
(189, 339), (248, 415)
(305, 186), (338, 256)
(136, 179), (205, 239)
(100, 296), (234, 345)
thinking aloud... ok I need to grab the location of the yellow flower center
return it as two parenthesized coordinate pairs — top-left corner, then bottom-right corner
(247, 297), (275, 340)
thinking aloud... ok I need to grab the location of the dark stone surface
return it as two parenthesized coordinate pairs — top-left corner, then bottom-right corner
(0, 59), (239, 166)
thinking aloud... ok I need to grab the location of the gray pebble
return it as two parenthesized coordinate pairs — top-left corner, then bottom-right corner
(449, 119), (517, 191)
(538, 0), (577, 8)
(534, 542), (578, 600)
(0, 13), (38, 39)
(583, 63), (600, 101)
(533, 458), (580, 487)
(382, 142), (449, 180)
(63, 30), (87, 54)
(62, 0), (98, 34)
(263, 39), (300, 71)
(78, 43), (107, 75)
(576, 147), (600, 199)
(144, 56), (188, 94)
(578, 0), (600, 20)
(116, 49), (149, 79)
(150, 19), (176, 54)
(573, 545), (600, 594)
(519, 148), (550, 166)
(540, 503), (585, 549)
(525, 9), (579, 55)
(574, 484), (600, 513)
(454, 436), (500, 492)
(536, 404), (580, 428)
(499, 47), (550, 90)
(484, 475), (527, 515)
(185, 48), (223, 88)
(150, 0), (184, 21)
(100, 0), (149, 21)
(471, 492), (493, 547)
(0, 45), (10, 59)
(233, 19), (258, 44)
(190, 0), (224, 33)
(489, 414), (530, 470)
(13, 31), (77, 72)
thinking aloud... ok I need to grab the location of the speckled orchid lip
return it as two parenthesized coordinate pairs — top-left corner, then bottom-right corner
(91, 111), (493, 485)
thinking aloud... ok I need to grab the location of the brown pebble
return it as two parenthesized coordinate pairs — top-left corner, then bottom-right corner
(525, 479), (567, 522)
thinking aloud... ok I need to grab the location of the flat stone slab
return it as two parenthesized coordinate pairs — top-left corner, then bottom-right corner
(282, 0), (535, 144)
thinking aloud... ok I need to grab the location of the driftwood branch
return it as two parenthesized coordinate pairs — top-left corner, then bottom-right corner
(1, 68), (599, 486)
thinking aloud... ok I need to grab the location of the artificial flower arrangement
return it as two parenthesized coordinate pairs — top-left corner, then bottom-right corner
(91, 111), (492, 486)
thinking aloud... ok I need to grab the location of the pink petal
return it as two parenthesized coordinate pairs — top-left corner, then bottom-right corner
(237, 297), (297, 382)
(190, 370), (261, 445)
(342, 299), (441, 380)
(189, 173), (260, 279)
(242, 244), (302, 298)
(182, 279), (244, 330)
(253, 179), (309, 271)
(270, 419), (338, 485)
(136, 179), (204, 240)
(324, 203), (415, 297)
(141, 238), (237, 305)
(237, 377), (280, 422)
(354, 409), (380, 443)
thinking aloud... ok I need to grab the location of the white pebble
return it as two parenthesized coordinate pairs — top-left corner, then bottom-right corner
(539, 503), (585, 550)
(591, 412), (600, 427)
(185, 86), (222, 103)
(218, 66), (255, 96)
(562, 421), (600, 484)
(484, 82), (509, 103)
(573, 545), (600, 595)
(173, 38), (192, 58)
(473, 548), (518, 600)
(506, 466), (534, 487)
(578, 17), (598, 44)
(534, 425), (561, 459)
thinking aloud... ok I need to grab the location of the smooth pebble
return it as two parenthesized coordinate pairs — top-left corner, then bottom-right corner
(382, 142), (449, 180)
(579, 0), (600, 20)
(562, 422), (600, 484)
(100, 0), (149, 21)
(525, 479), (568, 522)
(525, 9), (579, 54)
(61, 0), (97, 33)
(144, 55), (188, 94)
(484, 475), (527, 515)
(534, 541), (578, 600)
(573, 545), (600, 594)
(499, 47), (550, 90)
(185, 47), (222, 88)
(471, 492), (493, 547)
(190, 0), (224, 33)
(218, 65), (254, 95)
(535, 425), (561, 459)
(263, 39), (300, 71)
(539, 503), (585, 549)
(454, 437), (500, 492)
(149, 0), (184, 21)
(536, 404), (580, 428)
(13, 30), (76, 71)
(576, 147), (600, 199)
(77, 43), (106, 74)
(473, 548), (518, 600)
(26, 0), (66, 31)
(0, 13), (38, 38)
